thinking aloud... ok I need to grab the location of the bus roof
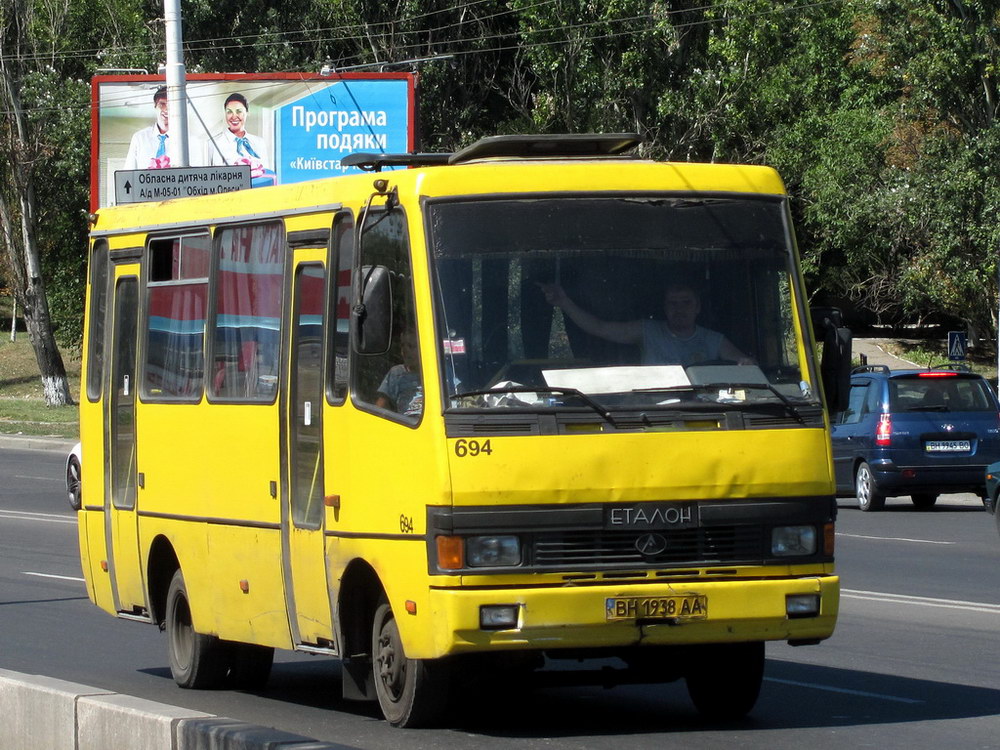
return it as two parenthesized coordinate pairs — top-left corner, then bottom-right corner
(90, 134), (787, 238)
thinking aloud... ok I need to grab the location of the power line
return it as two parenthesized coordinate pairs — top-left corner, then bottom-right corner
(0, 0), (561, 65)
(0, 0), (846, 119)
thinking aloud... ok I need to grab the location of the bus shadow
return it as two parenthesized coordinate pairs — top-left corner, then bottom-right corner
(448, 659), (1000, 736)
(189, 656), (1000, 737)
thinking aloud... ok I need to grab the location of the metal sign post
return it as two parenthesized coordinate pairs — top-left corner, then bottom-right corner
(163, 0), (189, 167)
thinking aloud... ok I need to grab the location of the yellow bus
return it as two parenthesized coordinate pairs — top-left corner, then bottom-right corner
(78, 134), (849, 727)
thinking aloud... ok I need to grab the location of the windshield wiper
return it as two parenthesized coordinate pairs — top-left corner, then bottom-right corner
(449, 385), (619, 427)
(702, 381), (808, 423)
(635, 381), (808, 423)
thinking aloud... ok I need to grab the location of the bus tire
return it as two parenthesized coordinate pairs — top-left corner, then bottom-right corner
(685, 641), (764, 720)
(165, 569), (229, 689)
(371, 599), (450, 727)
(855, 462), (886, 512)
(227, 642), (274, 690)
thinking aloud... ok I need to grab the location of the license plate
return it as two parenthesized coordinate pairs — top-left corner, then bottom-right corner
(925, 440), (971, 452)
(606, 595), (708, 621)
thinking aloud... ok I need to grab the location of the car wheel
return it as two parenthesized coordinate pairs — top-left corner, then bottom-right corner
(910, 493), (938, 510)
(165, 569), (230, 689)
(855, 462), (886, 512)
(66, 455), (82, 511)
(372, 598), (451, 727)
(685, 641), (765, 720)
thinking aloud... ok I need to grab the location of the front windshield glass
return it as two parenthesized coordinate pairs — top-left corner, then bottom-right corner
(429, 195), (817, 412)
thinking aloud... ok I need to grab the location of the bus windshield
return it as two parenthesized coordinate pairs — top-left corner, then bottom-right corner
(429, 195), (819, 413)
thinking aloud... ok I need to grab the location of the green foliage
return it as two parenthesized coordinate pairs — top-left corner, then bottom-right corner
(8, 0), (1000, 358)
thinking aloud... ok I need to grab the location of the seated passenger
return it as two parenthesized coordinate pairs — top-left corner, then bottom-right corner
(375, 332), (423, 416)
(539, 281), (751, 366)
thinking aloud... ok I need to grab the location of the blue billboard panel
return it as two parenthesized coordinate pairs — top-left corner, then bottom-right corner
(276, 79), (412, 183)
(92, 73), (414, 209)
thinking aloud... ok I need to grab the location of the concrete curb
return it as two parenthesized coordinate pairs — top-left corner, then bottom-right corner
(0, 434), (76, 453)
(0, 669), (356, 750)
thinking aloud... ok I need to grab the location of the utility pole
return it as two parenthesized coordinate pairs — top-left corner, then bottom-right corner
(163, 0), (189, 167)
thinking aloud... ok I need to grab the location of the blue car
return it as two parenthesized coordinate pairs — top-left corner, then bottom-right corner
(831, 365), (1000, 511)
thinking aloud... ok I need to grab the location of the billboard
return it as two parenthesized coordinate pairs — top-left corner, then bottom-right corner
(91, 72), (416, 210)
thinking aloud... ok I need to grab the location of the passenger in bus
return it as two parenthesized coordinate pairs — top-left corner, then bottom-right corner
(206, 93), (275, 186)
(539, 281), (752, 366)
(375, 332), (423, 416)
(124, 86), (171, 170)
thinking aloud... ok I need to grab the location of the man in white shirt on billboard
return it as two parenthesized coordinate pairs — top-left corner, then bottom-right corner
(124, 86), (171, 170)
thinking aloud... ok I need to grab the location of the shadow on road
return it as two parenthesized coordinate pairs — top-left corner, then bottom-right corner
(140, 654), (1000, 738)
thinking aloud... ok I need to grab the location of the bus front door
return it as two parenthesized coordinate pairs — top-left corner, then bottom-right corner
(104, 274), (147, 616)
(283, 262), (333, 647)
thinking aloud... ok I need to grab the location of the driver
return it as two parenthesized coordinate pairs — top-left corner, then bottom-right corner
(539, 281), (752, 366)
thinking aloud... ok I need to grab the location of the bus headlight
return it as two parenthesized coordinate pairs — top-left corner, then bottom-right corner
(466, 535), (521, 567)
(771, 525), (817, 556)
(786, 594), (820, 618)
(480, 604), (520, 630)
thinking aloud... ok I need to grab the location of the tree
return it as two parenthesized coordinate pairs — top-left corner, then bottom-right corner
(0, 0), (73, 405)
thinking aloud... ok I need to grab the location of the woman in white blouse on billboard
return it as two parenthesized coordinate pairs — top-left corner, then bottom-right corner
(207, 93), (272, 176)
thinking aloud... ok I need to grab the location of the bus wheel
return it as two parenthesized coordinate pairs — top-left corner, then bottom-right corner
(371, 599), (450, 727)
(227, 643), (274, 690)
(165, 569), (229, 689)
(685, 642), (764, 720)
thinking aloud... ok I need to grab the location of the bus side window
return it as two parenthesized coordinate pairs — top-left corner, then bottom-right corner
(142, 234), (209, 400)
(86, 240), (110, 402)
(328, 213), (354, 404)
(211, 223), (284, 402)
(352, 208), (422, 421)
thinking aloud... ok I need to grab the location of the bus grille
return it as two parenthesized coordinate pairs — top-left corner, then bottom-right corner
(530, 525), (764, 568)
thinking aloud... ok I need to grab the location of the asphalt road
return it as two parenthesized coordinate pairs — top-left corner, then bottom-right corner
(1, 446), (998, 749)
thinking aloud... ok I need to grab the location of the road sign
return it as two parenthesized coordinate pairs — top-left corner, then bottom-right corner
(113, 166), (250, 204)
(948, 330), (967, 361)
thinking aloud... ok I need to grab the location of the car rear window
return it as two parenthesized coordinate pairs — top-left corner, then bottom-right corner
(889, 375), (996, 413)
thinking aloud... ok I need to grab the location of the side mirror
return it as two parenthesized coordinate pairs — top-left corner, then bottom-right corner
(811, 306), (852, 414)
(353, 265), (392, 355)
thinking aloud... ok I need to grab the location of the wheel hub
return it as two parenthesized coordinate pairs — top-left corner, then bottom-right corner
(376, 622), (405, 699)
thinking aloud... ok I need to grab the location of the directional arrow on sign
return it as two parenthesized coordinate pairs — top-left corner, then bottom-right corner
(124, 180), (132, 195)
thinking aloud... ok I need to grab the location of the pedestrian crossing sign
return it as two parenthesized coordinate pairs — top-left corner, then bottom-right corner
(948, 331), (967, 361)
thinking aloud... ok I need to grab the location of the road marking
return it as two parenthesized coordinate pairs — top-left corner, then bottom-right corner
(22, 571), (85, 583)
(14, 475), (61, 482)
(764, 677), (923, 704)
(838, 532), (955, 545)
(842, 588), (1000, 614)
(0, 509), (76, 525)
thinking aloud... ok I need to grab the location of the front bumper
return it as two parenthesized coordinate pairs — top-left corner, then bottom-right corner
(416, 575), (839, 658)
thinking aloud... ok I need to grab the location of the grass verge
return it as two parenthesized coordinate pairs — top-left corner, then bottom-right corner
(0, 321), (80, 439)
(881, 339), (997, 379)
